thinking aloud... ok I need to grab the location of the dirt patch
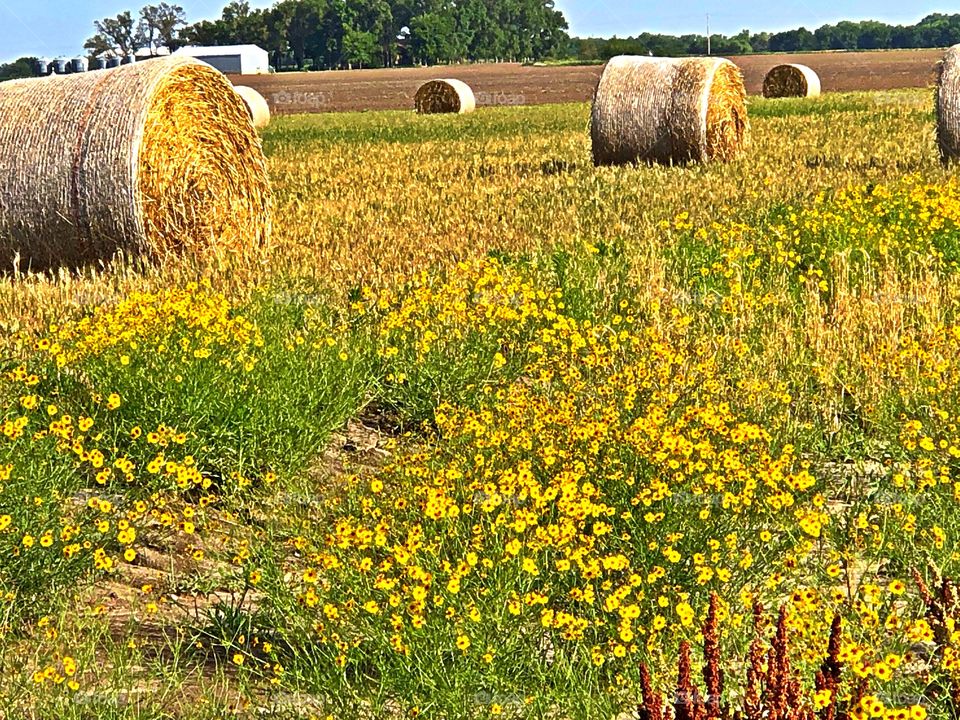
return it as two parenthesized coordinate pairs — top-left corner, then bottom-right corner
(230, 49), (942, 115)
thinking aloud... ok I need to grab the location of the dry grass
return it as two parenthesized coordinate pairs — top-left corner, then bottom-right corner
(263, 91), (933, 293)
(0, 90), (936, 346)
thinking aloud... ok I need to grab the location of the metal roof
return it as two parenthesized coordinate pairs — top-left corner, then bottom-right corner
(173, 45), (268, 56)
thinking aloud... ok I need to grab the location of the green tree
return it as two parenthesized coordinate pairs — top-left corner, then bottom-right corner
(83, 34), (115, 58)
(274, 0), (326, 69)
(183, 19), (229, 45)
(85, 11), (141, 56)
(574, 38), (602, 62)
(891, 25), (917, 49)
(769, 27), (814, 52)
(184, 1), (268, 46)
(181, 0), (571, 67)
(140, 3), (187, 53)
(342, 28), (378, 67)
(342, 0), (392, 66)
(409, 11), (457, 64)
(750, 31), (771, 52)
(0, 57), (38, 82)
(568, 12), (960, 64)
(526, 0), (568, 59)
(715, 29), (752, 55)
(915, 13), (960, 47)
(318, 0), (346, 68)
(857, 21), (892, 50)
(263, 7), (290, 70)
(466, 0), (505, 60)
(815, 21), (860, 50)
(453, 0), (484, 60)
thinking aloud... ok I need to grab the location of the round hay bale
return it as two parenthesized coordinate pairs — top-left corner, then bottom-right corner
(0, 56), (271, 271)
(591, 55), (749, 167)
(234, 85), (271, 128)
(762, 64), (821, 98)
(415, 79), (475, 114)
(938, 45), (960, 165)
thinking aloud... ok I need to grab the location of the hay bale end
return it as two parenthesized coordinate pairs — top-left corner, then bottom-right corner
(415, 79), (476, 114)
(762, 64), (821, 98)
(233, 85), (271, 128)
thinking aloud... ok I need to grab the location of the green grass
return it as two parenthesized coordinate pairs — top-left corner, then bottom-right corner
(260, 103), (588, 151)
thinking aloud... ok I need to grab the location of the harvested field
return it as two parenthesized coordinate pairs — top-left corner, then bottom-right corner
(231, 49), (942, 114)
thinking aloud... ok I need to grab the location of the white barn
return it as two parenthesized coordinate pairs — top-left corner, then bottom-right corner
(173, 45), (269, 75)
(134, 47), (171, 60)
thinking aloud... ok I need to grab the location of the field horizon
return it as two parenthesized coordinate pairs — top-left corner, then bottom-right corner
(229, 48), (943, 115)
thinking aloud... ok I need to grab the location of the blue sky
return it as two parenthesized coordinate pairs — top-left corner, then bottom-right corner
(0, 0), (952, 63)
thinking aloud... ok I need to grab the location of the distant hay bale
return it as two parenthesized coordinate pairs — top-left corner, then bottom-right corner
(937, 45), (960, 165)
(234, 85), (271, 128)
(591, 55), (749, 167)
(0, 56), (271, 271)
(415, 79), (476, 114)
(762, 64), (821, 98)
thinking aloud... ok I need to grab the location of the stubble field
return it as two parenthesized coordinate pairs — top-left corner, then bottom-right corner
(3, 85), (960, 719)
(230, 49), (943, 114)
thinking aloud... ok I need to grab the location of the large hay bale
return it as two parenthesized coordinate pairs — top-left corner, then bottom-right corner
(0, 56), (271, 271)
(415, 79), (476, 114)
(938, 45), (960, 165)
(590, 55), (749, 167)
(234, 85), (271, 128)
(762, 64), (821, 98)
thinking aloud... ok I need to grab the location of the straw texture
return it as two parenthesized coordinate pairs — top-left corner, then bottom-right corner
(938, 45), (960, 165)
(591, 55), (749, 167)
(0, 56), (271, 271)
(762, 64), (821, 98)
(415, 79), (476, 114)
(234, 85), (271, 128)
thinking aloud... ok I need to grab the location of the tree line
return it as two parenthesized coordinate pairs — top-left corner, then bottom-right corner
(5, 6), (960, 82)
(574, 14), (960, 61)
(83, 3), (187, 58)
(82, 0), (568, 70)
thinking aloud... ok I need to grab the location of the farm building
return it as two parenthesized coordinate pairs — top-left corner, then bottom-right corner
(173, 45), (269, 75)
(134, 47), (171, 60)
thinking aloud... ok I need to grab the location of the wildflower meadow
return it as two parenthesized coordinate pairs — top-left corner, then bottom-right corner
(2, 90), (960, 719)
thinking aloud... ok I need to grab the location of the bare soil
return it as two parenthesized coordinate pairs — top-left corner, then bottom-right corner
(229, 49), (943, 115)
